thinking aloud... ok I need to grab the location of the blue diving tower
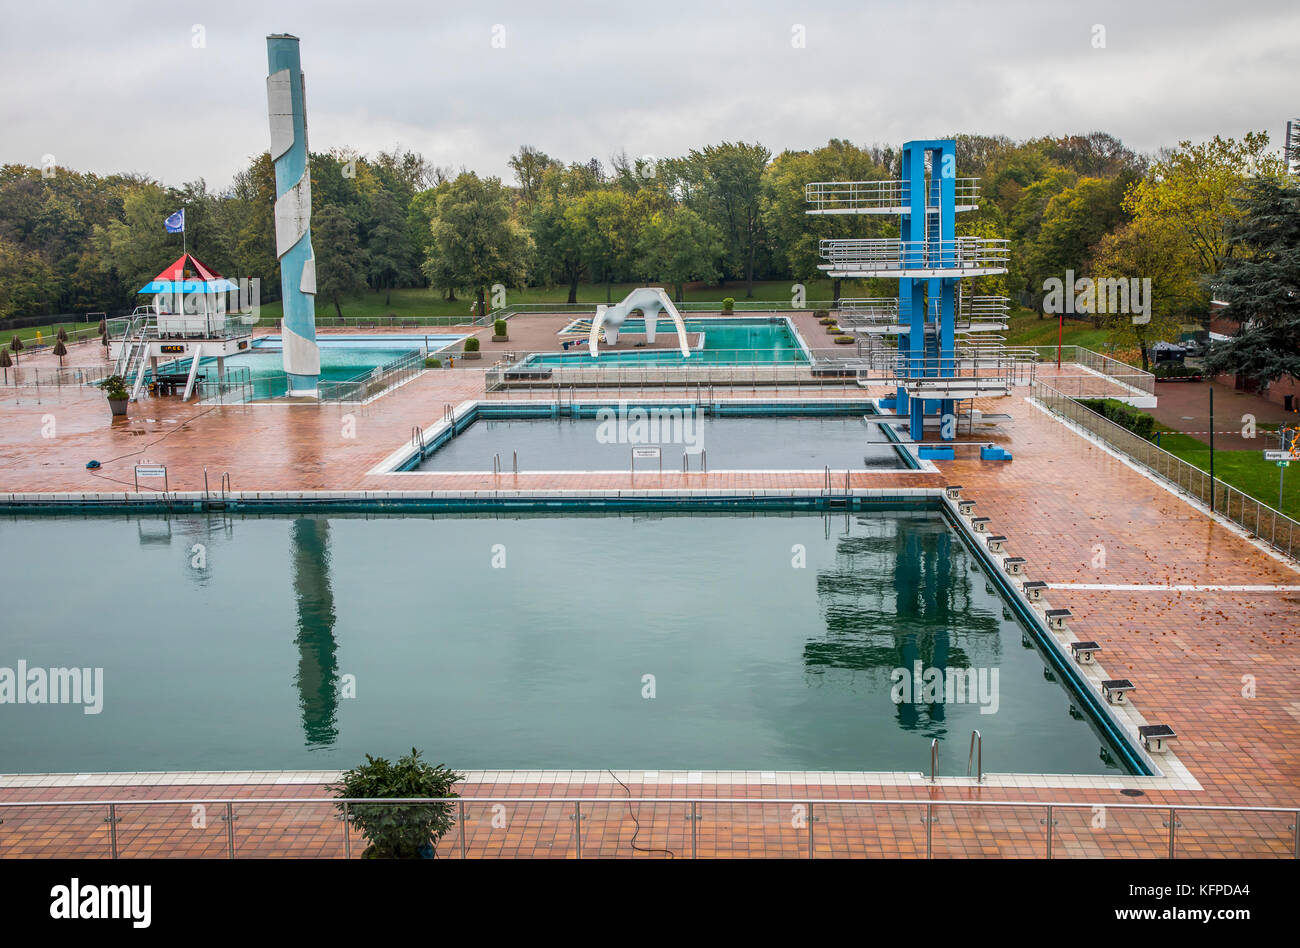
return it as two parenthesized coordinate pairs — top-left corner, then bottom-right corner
(807, 140), (1011, 441)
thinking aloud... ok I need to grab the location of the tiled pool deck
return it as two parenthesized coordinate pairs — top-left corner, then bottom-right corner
(2, 336), (1297, 858)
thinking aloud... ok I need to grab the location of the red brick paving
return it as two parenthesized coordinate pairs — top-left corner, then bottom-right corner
(2, 325), (1299, 858)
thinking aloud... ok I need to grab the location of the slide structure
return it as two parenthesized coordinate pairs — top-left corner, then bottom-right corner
(588, 287), (692, 358)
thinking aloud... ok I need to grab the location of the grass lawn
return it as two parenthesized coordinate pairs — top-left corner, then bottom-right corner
(5, 319), (105, 345)
(1151, 427), (1300, 520)
(1001, 308), (1114, 350)
(257, 280), (846, 321)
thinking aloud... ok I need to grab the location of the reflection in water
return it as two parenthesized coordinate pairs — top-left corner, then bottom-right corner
(806, 514), (1000, 738)
(291, 517), (340, 746)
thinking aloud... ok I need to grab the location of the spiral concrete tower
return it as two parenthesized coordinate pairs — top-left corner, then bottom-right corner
(266, 33), (319, 395)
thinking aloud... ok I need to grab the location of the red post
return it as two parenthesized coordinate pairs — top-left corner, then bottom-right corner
(1057, 312), (1063, 371)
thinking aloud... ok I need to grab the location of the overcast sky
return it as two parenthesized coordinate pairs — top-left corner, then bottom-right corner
(2, 0), (1295, 190)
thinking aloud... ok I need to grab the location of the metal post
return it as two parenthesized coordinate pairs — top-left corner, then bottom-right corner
(342, 802), (351, 858)
(925, 803), (933, 859)
(1045, 805), (1054, 858)
(226, 802), (235, 859)
(1168, 807), (1177, 858)
(107, 803), (118, 858)
(808, 802), (815, 859)
(691, 802), (698, 859)
(458, 800), (467, 859)
(574, 801), (582, 859)
(1209, 388), (1215, 513)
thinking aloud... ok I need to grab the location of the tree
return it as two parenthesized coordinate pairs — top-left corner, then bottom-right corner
(637, 207), (722, 302)
(1024, 176), (1129, 313)
(530, 163), (597, 303)
(1202, 176), (1300, 388)
(762, 140), (890, 302)
(672, 142), (771, 296)
(1091, 218), (1194, 370)
(508, 145), (559, 206)
(363, 188), (411, 305)
(565, 188), (630, 304)
(1123, 133), (1285, 296)
(422, 173), (530, 315)
(313, 203), (367, 317)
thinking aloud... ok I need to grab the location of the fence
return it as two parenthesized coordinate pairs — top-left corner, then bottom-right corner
(317, 348), (429, 403)
(1, 795), (1294, 859)
(1032, 379), (1299, 560)
(0, 364), (115, 389)
(1029, 345), (1156, 398)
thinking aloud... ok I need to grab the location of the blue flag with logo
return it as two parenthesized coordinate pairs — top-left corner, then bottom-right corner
(164, 209), (185, 233)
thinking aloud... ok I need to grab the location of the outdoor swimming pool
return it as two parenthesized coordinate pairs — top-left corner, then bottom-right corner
(158, 333), (465, 400)
(0, 510), (1135, 775)
(411, 406), (910, 471)
(539, 317), (808, 365)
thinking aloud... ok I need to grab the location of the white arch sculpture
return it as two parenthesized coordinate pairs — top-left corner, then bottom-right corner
(587, 287), (692, 358)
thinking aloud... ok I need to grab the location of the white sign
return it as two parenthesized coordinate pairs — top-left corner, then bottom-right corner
(134, 465), (167, 478)
(1264, 450), (1292, 461)
(632, 446), (661, 459)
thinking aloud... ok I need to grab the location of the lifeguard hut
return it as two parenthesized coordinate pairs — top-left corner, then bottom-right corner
(108, 253), (255, 400)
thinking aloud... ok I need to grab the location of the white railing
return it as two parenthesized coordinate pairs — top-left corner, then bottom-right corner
(805, 178), (980, 213)
(819, 238), (1010, 274)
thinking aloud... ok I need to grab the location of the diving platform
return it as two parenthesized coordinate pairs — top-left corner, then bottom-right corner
(819, 238), (1010, 278)
(805, 179), (980, 215)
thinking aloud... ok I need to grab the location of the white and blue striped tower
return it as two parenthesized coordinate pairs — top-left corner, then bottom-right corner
(808, 141), (1011, 441)
(266, 33), (319, 395)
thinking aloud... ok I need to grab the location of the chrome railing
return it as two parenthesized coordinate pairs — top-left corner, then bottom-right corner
(1032, 379), (1299, 560)
(317, 347), (428, 403)
(1, 794), (1294, 859)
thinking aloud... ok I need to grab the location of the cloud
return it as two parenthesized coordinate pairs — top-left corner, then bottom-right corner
(1, 0), (1294, 188)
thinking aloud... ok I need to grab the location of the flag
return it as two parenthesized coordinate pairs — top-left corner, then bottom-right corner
(164, 209), (185, 234)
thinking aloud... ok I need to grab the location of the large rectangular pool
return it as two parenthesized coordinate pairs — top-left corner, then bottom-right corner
(413, 408), (910, 471)
(0, 510), (1133, 775)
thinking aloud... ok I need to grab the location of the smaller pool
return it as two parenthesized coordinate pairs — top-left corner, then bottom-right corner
(157, 333), (465, 400)
(412, 404), (909, 471)
(538, 317), (808, 365)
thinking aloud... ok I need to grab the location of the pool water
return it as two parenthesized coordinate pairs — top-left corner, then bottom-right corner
(415, 413), (908, 471)
(539, 317), (807, 365)
(0, 511), (1129, 775)
(157, 334), (464, 400)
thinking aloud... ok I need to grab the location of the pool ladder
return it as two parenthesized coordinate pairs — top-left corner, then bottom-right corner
(491, 452), (518, 475)
(927, 731), (982, 784)
(681, 449), (708, 473)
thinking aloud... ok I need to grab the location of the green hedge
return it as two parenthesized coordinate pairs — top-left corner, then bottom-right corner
(1077, 398), (1156, 439)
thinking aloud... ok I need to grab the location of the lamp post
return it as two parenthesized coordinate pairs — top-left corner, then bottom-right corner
(1209, 386), (1215, 513)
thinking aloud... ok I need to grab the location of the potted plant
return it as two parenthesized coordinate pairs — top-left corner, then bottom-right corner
(834, 335), (855, 344)
(103, 374), (129, 416)
(492, 318), (509, 342)
(721, 297), (734, 313)
(462, 336), (481, 360)
(333, 749), (464, 859)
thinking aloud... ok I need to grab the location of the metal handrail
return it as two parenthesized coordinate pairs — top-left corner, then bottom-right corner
(929, 738), (939, 783)
(4, 794), (1297, 859)
(968, 729), (983, 783)
(819, 237), (1010, 274)
(1033, 379), (1298, 560)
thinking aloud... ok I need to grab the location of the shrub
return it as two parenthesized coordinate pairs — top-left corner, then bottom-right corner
(721, 297), (734, 312)
(493, 318), (507, 337)
(423, 357), (441, 368)
(818, 317), (836, 325)
(333, 749), (464, 859)
(463, 336), (480, 352)
(834, 335), (854, 344)
(102, 375), (129, 401)
(813, 309), (829, 319)
(1078, 398), (1156, 439)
